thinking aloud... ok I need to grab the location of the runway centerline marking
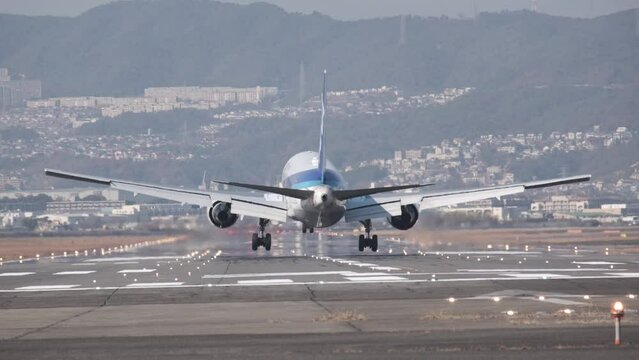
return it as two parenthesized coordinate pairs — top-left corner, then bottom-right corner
(54, 271), (96, 275)
(501, 273), (569, 279)
(15, 285), (80, 290)
(87, 256), (186, 262)
(202, 271), (372, 279)
(0, 272), (35, 277)
(237, 279), (294, 285)
(114, 261), (139, 265)
(345, 276), (407, 281)
(572, 261), (625, 265)
(126, 282), (184, 288)
(71, 263), (96, 266)
(117, 269), (156, 273)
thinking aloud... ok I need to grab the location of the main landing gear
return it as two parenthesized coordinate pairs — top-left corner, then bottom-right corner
(358, 219), (378, 252)
(252, 218), (271, 251)
(302, 225), (314, 234)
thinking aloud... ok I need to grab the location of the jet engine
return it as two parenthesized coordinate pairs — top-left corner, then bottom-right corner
(387, 204), (419, 230)
(208, 202), (238, 228)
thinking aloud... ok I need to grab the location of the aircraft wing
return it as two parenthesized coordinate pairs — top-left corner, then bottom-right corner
(44, 169), (288, 222)
(344, 174), (590, 222)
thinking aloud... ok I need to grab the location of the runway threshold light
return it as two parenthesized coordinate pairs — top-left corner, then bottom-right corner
(611, 301), (625, 345)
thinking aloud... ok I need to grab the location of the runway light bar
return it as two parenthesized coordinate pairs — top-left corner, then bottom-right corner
(493, 297), (501, 302)
(613, 301), (624, 313)
(628, 294), (636, 299)
(538, 296), (545, 301)
(506, 310), (515, 316)
(448, 297), (456, 303)
(563, 308), (573, 314)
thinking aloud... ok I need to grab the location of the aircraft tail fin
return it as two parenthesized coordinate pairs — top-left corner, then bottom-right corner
(319, 69), (327, 184)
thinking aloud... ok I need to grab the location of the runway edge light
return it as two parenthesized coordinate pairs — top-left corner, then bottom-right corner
(611, 301), (625, 345)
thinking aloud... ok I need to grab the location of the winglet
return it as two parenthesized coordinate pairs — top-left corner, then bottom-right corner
(319, 69), (327, 184)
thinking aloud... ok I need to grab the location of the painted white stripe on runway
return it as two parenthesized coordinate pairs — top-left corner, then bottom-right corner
(72, 263), (96, 266)
(457, 268), (623, 272)
(341, 272), (393, 277)
(0, 272), (35, 277)
(114, 261), (139, 265)
(572, 261), (625, 265)
(203, 271), (356, 279)
(87, 256), (185, 262)
(605, 272), (639, 277)
(15, 285), (80, 290)
(501, 273), (569, 279)
(345, 276), (407, 281)
(117, 269), (156, 273)
(54, 270), (96, 275)
(370, 266), (402, 271)
(126, 282), (184, 287)
(422, 251), (540, 255)
(237, 279), (294, 285)
(534, 297), (587, 305)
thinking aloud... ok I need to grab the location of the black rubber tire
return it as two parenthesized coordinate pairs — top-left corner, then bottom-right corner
(251, 233), (259, 251)
(371, 234), (378, 252)
(265, 233), (272, 251)
(302, 226), (307, 234)
(309, 227), (314, 233)
(358, 235), (365, 251)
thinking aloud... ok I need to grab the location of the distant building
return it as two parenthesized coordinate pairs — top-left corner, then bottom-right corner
(46, 200), (125, 214)
(0, 68), (42, 109)
(0, 175), (23, 191)
(530, 196), (588, 213)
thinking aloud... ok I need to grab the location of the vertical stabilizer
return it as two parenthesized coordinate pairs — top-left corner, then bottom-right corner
(319, 70), (327, 183)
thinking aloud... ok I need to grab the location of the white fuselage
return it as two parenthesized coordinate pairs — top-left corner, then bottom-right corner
(281, 151), (347, 228)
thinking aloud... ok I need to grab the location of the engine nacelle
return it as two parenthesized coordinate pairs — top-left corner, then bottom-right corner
(208, 202), (238, 228)
(387, 204), (419, 230)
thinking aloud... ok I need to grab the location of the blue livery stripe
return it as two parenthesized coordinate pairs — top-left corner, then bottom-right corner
(283, 168), (344, 189)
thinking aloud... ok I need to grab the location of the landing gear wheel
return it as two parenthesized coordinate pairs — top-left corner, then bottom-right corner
(302, 226), (307, 234)
(309, 227), (314, 233)
(251, 233), (259, 251)
(265, 233), (272, 251)
(371, 234), (378, 252)
(358, 235), (365, 252)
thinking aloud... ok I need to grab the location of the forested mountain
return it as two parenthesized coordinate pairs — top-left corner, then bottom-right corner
(0, 0), (637, 97)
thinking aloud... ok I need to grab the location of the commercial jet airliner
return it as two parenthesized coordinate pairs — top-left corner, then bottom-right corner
(45, 71), (591, 252)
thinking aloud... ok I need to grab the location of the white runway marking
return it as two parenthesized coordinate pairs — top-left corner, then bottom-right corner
(237, 279), (294, 285)
(87, 256), (185, 262)
(117, 269), (156, 273)
(422, 251), (540, 255)
(605, 272), (639, 277)
(345, 276), (407, 281)
(534, 297), (588, 305)
(15, 285), (80, 290)
(501, 273), (569, 279)
(71, 263), (96, 266)
(126, 282), (184, 288)
(457, 268), (624, 272)
(114, 261), (139, 265)
(203, 271), (369, 279)
(53, 271), (96, 275)
(572, 261), (625, 265)
(370, 266), (401, 271)
(0, 272), (35, 277)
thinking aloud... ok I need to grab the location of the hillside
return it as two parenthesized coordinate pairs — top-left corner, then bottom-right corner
(0, 0), (637, 97)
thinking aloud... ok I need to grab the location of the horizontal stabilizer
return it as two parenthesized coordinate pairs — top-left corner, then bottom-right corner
(214, 181), (313, 200)
(333, 184), (433, 201)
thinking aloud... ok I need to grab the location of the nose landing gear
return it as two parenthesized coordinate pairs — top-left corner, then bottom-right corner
(358, 219), (378, 252)
(251, 218), (271, 251)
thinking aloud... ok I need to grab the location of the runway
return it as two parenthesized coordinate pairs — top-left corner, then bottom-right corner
(0, 231), (638, 359)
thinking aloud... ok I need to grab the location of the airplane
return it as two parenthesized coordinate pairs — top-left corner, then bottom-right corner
(45, 71), (591, 252)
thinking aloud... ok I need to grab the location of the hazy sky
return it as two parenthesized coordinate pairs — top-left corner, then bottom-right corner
(0, 0), (638, 19)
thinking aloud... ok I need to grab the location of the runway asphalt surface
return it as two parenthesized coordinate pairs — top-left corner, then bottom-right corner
(0, 230), (638, 359)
